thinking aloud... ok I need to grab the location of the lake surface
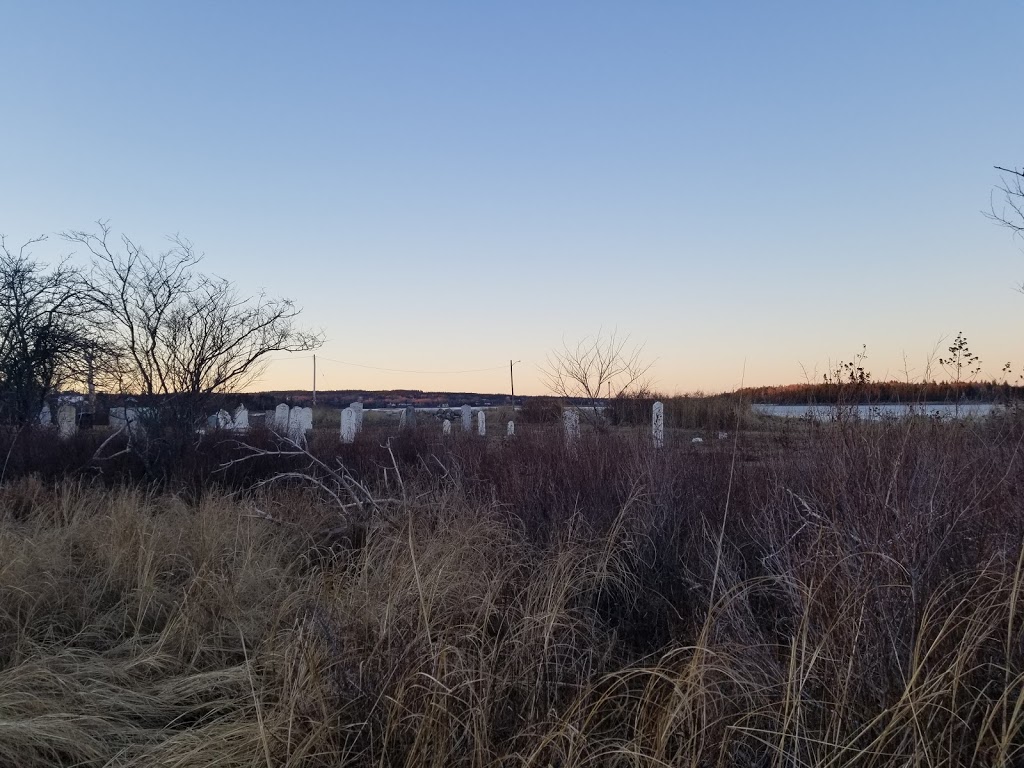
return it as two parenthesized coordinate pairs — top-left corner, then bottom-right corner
(752, 403), (1001, 420)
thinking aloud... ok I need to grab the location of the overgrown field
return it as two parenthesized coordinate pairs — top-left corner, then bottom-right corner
(1, 415), (1023, 766)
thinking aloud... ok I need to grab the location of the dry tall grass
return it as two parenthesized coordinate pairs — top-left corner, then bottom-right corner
(0, 415), (1022, 766)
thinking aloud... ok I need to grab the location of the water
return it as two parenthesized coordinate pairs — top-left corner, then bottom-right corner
(751, 403), (1002, 421)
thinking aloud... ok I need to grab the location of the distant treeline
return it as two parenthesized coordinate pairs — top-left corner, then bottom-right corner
(735, 381), (1024, 405)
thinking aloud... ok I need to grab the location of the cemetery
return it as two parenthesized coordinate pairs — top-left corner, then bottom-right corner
(1, 9), (1022, 760)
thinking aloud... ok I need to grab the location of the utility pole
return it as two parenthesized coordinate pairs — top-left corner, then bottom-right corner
(510, 359), (521, 409)
(312, 354), (317, 406)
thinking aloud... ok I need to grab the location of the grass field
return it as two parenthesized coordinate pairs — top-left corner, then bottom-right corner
(1, 412), (1023, 766)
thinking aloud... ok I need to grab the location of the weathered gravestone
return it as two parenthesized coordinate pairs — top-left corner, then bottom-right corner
(652, 401), (664, 449)
(400, 405), (416, 431)
(232, 405), (249, 431)
(350, 402), (363, 433)
(460, 404), (472, 432)
(274, 403), (290, 432)
(39, 404), (52, 426)
(563, 408), (580, 444)
(288, 406), (312, 444)
(110, 407), (143, 437)
(442, 419), (452, 436)
(477, 410), (487, 437)
(110, 407), (147, 439)
(507, 420), (515, 437)
(215, 409), (232, 430)
(110, 407), (128, 431)
(57, 405), (77, 439)
(340, 407), (356, 444)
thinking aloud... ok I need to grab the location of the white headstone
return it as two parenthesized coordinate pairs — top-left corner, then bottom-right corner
(717, 431), (728, 440)
(39, 404), (52, 426)
(401, 405), (416, 430)
(110, 407), (127, 430)
(652, 401), (664, 449)
(232, 405), (249, 431)
(340, 407), (356, 444)
(122, 408), (147, 438)
(691, 437), (704, 444)
(111, 407), (145, 437)
(460, 404), (472, 431)
(274, 403), (290, 432)
(442, 419), (452, 436)
(350, 402), (363, 433)
(57, 405), (76, 439)
(215, 409), (232, 430)
(476, 409), (487, 437)
(288, 406), (312, 444)
(507, 420), (515, 437)
(564, 408), (580, 444)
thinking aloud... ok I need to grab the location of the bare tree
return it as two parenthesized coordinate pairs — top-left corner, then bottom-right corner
(541, 330), (653, 426)
(988, 165), (1024, 242)
(987, 164), (1024, 295)
(63, 221), (323, 427)
(0, 235), (95, 423)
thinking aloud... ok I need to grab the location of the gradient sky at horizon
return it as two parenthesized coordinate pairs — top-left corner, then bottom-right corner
(2, 2), (1022, 396)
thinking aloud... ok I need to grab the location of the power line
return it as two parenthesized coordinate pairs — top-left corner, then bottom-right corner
(317, 357), (508, 375)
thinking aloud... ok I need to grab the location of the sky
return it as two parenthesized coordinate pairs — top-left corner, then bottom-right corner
(2, 2), (1022, 396)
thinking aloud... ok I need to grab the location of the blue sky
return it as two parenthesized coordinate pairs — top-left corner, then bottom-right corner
(2, 2), (1022, 394)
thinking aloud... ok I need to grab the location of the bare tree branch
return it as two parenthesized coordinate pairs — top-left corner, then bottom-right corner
(540, 329), (654, 428)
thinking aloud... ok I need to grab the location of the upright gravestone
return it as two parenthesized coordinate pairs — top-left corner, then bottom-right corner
(442, 419), (452, 436)
(274, 403), (290, 433)
(340, 407), (356, 444)
(460, 404), (472, 432)
(477, 409), (487, 437)
(110, 407), (127, 431)
(288, 406), (312, 444)
(401, 405), (416, 431)
(39, 403), (52, 427)
(111, 407), (145, 437)
(215, 409), (232, 430)
(124, 408), (146, 439)
(57, 405), (77, 439)
(507, 420), (515, 437)
(652, 401), (664, 449)
(563, 408), (580, 445)
(232, 405), (249, 431)
(350, 402), (363, 433)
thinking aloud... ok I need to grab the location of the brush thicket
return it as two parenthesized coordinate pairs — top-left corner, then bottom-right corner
(0, 413), (1022, 766)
